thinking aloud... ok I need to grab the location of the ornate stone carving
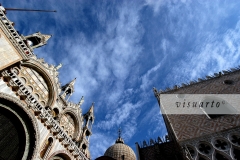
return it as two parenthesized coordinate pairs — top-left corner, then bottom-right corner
(1, 69), (88, 159)
(181, 128), (240, 160)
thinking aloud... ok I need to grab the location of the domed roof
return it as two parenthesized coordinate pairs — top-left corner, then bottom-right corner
(104, 137), (136, 160)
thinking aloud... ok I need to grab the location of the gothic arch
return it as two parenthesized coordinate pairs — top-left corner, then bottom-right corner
(0, 93), (40, 160)
(228, 132), (240, 147)
(48, 150), (72, 160)
(186, 145), (197, 159)
(40, 136), (55, 159)
(59, 108), (82, 141)
(20, 59), (58, 108)
(212, 150), (232, 160)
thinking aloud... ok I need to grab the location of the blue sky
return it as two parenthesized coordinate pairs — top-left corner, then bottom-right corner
(3, 0), (240, 159)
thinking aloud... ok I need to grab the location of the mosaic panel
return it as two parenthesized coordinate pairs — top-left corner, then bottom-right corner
(60, 114), (75, 137)
(19, 66), (49, 105)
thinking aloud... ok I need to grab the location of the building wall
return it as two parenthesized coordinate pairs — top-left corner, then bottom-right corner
(154, 70), (240, 159)
(136, 141), (183, 160)
(161, 70), (240, 142)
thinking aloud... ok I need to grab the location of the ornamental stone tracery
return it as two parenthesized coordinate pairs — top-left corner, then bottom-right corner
(182, 128), (240, 160)
(0, 56), (92, 160)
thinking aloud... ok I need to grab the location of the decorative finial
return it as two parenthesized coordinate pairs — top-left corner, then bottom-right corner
(78, 96), (84, 107)
(153, 87), (158, 94)
(67, 78), (76, 87)
(153, 87), (159, 98)
(55, 63), (62, 70)
(89, 102), (94, 113)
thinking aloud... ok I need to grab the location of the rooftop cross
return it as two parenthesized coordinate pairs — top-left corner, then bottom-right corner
(118, 128), (121, 138)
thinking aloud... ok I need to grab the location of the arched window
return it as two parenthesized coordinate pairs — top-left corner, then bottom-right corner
(49, 152), (72, 160)
(40, 137), (53, 159)
(52, 108), (59, 120)
(0, 98), (37, 160)
(186, 145), (196, 159)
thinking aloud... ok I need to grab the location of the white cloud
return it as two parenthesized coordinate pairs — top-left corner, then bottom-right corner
(51, 1), (145, 107)
(144, 0), (165, 13)
(90, 132), (114, 159)
(144, 0), (191, 14)
(6, 1), (240, 160)
(139, 104), (166, 137)
(142, 1), (240, 88)
(97, 102), (142, 131)
(140, 63), (162, 91)
(175, 20), (240, 82)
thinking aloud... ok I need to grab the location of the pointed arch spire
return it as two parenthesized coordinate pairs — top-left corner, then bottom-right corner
(61, 78), (76, 101)
(42, 34), (51, 42)
(88, 102), (94, 113)
(61, 78), (76, 92)
(83, 102), (95, 128)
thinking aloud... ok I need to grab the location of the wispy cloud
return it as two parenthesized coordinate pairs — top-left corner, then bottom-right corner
(140, 63), (162, 91)
(56, 1), (147, 158)
(142, 1), (240, 88)
(97, 102), (141, 131)
(167, 15), (240, 87)
(90, 133), (115, 159)
(139, 104), (166, 138)
(5, 1), (240, 159)
(144, 0), (165, 14)
(55, 1), (145, 106)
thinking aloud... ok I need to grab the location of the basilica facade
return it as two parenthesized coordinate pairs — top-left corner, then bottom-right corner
(0, 6), (94, 160)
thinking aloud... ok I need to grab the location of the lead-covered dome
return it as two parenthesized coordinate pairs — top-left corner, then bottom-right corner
(104, 137), (136, 160)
